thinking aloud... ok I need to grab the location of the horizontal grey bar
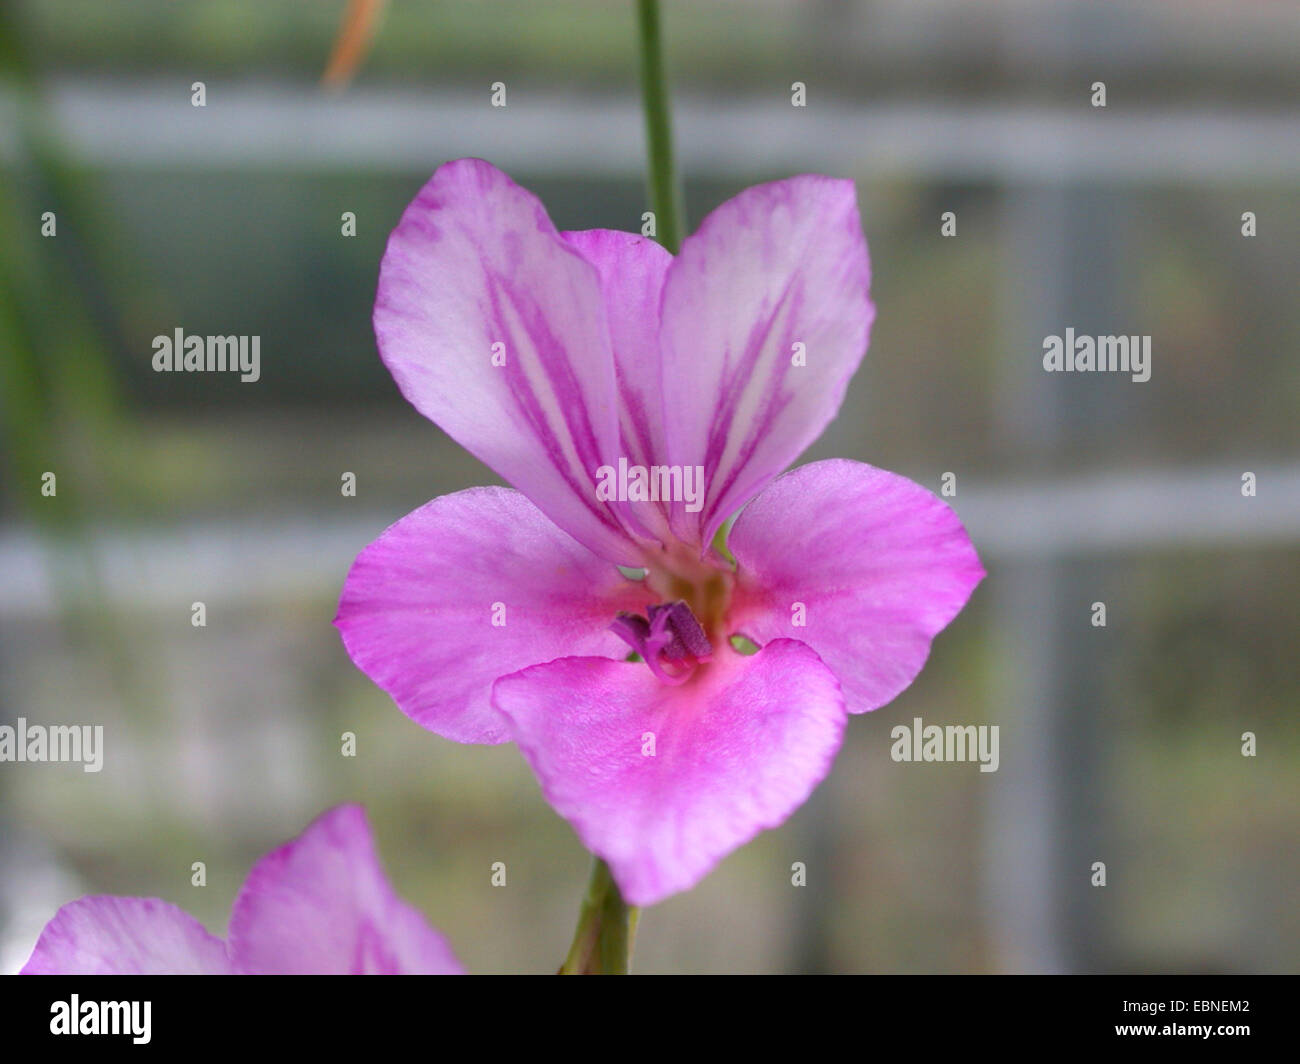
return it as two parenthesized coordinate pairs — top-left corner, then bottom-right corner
(1, 81), (1297, 183)
(1, 465), (1296, 616)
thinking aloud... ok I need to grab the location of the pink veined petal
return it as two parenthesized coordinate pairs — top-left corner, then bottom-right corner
(728, 459), (985, 716)
(335, 486), (652, 744)
(562, 228), (674, 545)
(659, 175), (874, 549)
(375, 158), (639, 565)
(227, 805), (463, 975)
(20, 897), (233, 975)
(492, 639), (846, 906)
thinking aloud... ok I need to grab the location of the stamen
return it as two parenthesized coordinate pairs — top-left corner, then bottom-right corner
(646, 602), (712, 660)
(611, 600), (713, 685)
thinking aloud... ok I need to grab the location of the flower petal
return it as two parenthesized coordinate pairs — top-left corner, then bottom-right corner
(563, 228), (674, 544)
(227, 805), (462, 975)
(728, 459), (984, 715)
(21, 897), (233, 974)
(375, 158), (637, 563)
(336, 486), (651, 744)
(659, 176), (874, 548)
(492, 639), (846, 906)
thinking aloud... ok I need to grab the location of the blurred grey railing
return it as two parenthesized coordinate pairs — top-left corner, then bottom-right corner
(1, 81), (1299, 184)
(2, 465), (1298, 616)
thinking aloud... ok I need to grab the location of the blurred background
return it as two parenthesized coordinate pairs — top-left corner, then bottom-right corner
(1, 0), (1297, 974)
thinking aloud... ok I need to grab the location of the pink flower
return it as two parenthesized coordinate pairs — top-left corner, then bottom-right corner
(336, 159), (984, 906)
(22, 805), (463, 974)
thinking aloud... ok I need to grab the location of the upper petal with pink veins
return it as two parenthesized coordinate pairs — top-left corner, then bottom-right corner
(659, 176), (874, 549)
(375, 158), (640, 564)
(562, 228), (675, 545)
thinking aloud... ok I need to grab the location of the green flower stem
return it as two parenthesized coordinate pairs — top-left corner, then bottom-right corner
(558, 0), (681, 978)
(560, 858), (639, 974)
(636, 0), (684, 254)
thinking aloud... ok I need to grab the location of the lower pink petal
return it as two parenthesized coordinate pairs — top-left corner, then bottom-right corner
(21, 897), (233, 975)
(728, 459), (985, 715)
(336, 486), (652, 744)
(492, 639), (846, 906)
(227, 804), (463, 975)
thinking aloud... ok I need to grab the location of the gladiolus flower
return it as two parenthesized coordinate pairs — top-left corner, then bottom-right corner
(336, 159), (984, 905)
(22, 805), (462, 974)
